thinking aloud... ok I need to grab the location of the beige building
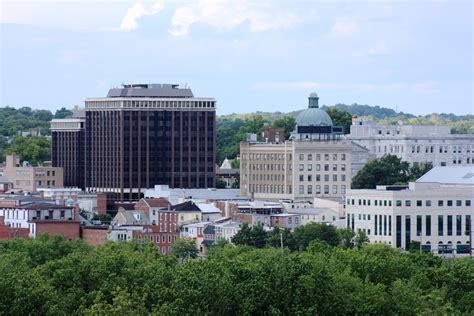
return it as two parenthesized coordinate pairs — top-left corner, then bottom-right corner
(240, 93), (372, 202)
(4, 153), (63, 192)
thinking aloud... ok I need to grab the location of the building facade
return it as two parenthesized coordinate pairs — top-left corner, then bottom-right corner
(240, 93), (371, 201)
(51, 112), (85, 189)
(84, 84), (216, 201)
(347, 118), (474, 167)
(345, 181), (473, 256)
(4, 153), (63, 192)
(51, 84), (216, 203)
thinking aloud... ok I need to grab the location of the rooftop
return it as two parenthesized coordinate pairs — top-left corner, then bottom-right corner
(107, 84), (194, 98)
(416, 166), (474, 185)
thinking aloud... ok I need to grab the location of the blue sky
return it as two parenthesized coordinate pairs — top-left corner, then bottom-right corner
(0, 0), (472, 115)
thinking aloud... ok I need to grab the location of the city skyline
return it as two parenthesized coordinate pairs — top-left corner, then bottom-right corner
(1, 0), (472, 116)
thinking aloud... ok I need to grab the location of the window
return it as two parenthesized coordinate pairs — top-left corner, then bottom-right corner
(425, 215), (431, 236)
(416, 215), (422, 236)
(467, 200), (472, 207)
(426, 200), (431, 207)
(316, 185), (321, 194)
(299, 175), (304, 182)
(438, 215), (443, 236)
(405, 200), (411, 207)
(299, 154), (304, 161)
(341, 154), (346, 161)
(456, 200), (462, 207)
(299, 185), (304, 195)
(456, 215), (462, 236)
(417, 200), (422, 207)
(324, 175), (329, 181)
(341, 185), (346, 194)
(438, 200), (444, 207)
(307, 175), (312, 181)
(308, 164), (312, 171)
(308, 154), (312, 161)
(316, 154), (321, 161)
(333, 154), (338, 160)
(316, 164), (321, 171)
(447, 215), (453, 236)
(333, 175), (337, 181)
(325, 154), (329, 161)
(60, 210), (65, 218)
(332, 164), (337, 171)
(307, 185), (312, 194)
(299, 164), (304, 171)
(316, 175), (321, 181)
(447, 200), (453, 207)
(341, 164), (346, 171)
(324, 185), (329, 194)
(466, 215), (471, 236)
(396, 200), (402, 207)
(341, 175), (346, 181)
(324, 164), (329, 171)
(333, 185), (337, 194)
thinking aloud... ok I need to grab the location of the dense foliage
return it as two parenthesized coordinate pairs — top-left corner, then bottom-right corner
(352, 155), (433, 189)
(0, 234), (472, 314)
(0, 106), (72, 163)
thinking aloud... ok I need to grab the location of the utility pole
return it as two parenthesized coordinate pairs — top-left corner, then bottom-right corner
(280, 231), (284, 249)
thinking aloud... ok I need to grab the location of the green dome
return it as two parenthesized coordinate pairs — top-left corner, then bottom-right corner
(296, 108), (333, 126)
(296, 93), (333, 127)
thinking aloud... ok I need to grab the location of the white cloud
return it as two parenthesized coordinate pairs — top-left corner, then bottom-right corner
(329, 17), (359, 38)
(120, 2), (164, 31)
(168, 0), (300, 37)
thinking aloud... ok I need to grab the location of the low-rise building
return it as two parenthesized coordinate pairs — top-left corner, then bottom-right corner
(289, 207), (339, 226)
(4, 153), (64, 192)
(345, 168), (473, 256)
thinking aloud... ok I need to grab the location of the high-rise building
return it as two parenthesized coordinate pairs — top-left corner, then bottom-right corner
(52, 83), (216, 203)
(51, 111), (85, 189)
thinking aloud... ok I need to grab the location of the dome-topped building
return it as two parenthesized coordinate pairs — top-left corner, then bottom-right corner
(291, 93), (343, 141)
(295, 93), (333, 127)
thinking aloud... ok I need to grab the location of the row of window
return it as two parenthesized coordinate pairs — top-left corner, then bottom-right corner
(299, 174), (347, 182)
(298, 163), (347, 172)
(347, 198), (472, 208)
(299, 153), (346, 161)
(299, 184), (346, 195)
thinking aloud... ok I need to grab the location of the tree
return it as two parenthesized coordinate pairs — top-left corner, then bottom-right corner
(171, 238), (199, 259)
(354, 230), (369, 249)
(5, 136), (51, 165)
(216, 178), (227, 189)
(231, 223), (267, 248)
(408, 162), (433, 181)
(325, 108), (352, 134)
(337, 228), (355, 249)
(352, 155), (411, 189)
(54, 107), (73, 119)
(272, 116), (296, 139)
(292, 223), (340, 250)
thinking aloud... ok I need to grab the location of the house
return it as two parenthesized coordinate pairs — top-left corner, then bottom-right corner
(0, 176), (13, 193)
(0, 196), (79, 239)
(270, 213), (302, 229)
(111, 209), (151, 226)
(172, 201), (202, 226)
(134, 198), (171, 225)
(198, 203), (222, 222)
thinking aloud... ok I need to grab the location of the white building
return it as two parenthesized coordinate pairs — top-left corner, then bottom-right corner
(345, 167), (473, 256)
(347, 118), (474, 167)
(290, 207), (339, 226)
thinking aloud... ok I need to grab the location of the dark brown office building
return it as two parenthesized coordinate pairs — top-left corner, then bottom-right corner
(84, 84), (216, 201)
(51, 112), (85, 189)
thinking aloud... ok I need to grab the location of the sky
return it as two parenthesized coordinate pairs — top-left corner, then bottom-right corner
(0, 0), (472, 115)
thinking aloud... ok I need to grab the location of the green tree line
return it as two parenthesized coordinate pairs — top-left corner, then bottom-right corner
(0, 234), (472, 314)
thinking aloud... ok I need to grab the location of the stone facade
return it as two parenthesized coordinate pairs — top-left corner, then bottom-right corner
(348, 119), (474, 167)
